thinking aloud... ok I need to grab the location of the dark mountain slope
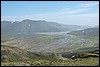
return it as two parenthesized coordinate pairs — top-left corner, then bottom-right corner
(1, 19), (62, 34)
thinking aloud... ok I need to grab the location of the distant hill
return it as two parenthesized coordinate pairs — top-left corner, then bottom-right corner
(1, 19), (91, 34)
(68, 27), (99, 36)
(60, 24), (91, 31)
(94, 25), (99, 28)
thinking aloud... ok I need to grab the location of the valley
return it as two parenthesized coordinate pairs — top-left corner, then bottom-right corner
(1, 32), (97, 53)
(1, 32), (72, 52)
(1, 30), (99, 66)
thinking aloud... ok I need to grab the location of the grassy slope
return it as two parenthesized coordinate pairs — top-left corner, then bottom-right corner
(1, 45), (57, 62)
(1, 45), (99, 66)
(1, 57), (99, 66)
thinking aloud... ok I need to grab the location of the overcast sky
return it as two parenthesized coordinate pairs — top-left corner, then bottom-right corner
(1, 1), (99, 26)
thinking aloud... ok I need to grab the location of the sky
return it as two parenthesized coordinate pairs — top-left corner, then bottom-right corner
(1, 1), (99, 26)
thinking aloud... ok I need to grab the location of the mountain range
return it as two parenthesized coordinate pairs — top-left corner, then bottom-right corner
(1, 19), (91, 34)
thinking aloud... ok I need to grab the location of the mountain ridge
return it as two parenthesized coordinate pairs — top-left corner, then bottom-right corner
(1, 19), (91, 34)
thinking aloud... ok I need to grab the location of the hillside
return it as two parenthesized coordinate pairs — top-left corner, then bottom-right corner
(1, 45), (58, 62)
(68, 27), (99, 36)
(1, 45), (99, 66)
(1, 45), (36, 62)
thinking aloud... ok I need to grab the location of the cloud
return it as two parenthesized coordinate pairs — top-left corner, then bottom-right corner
(58, 9), (87, 15)
(80, 2), (99, 8)
(1, 12), (99, 26)
(1, 8), (88, 21)
(51, 13), (99, 26)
